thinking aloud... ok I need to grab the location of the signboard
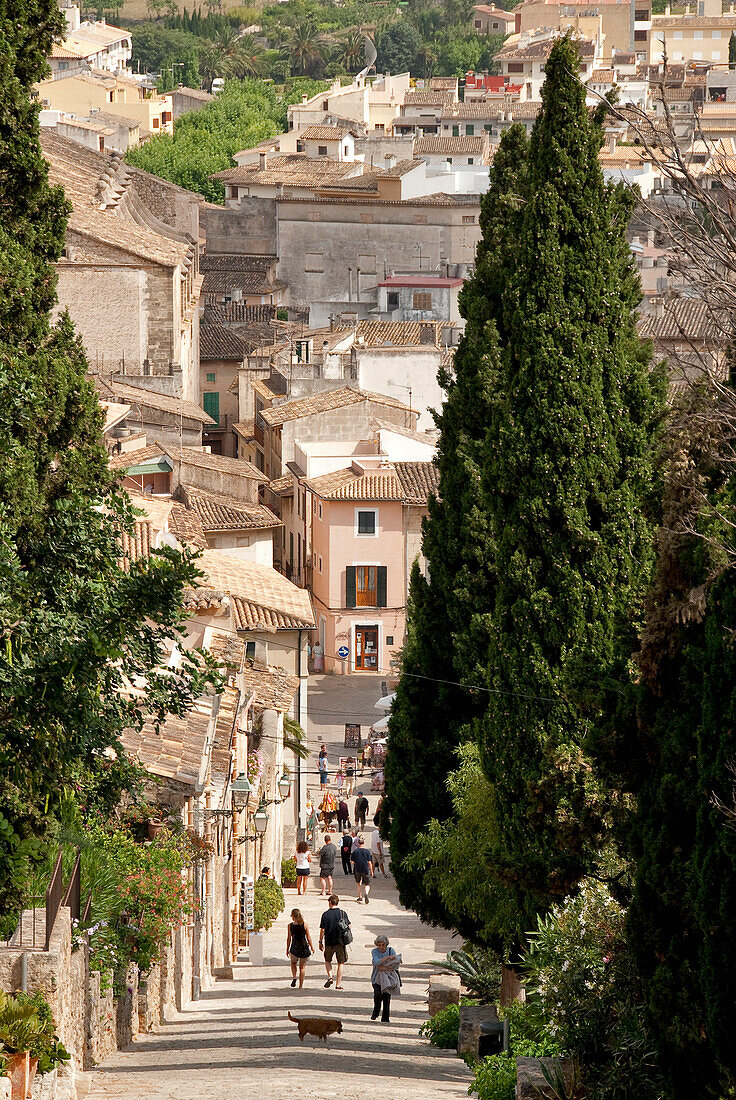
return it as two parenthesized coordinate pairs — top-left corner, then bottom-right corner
(240, 874), (254, 931)
(337, 645), (350, 660)
(344, 723), (361, 748)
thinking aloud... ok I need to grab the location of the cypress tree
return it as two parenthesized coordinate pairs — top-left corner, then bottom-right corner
(472, 35), (664, 938)
(385, 129), (528, 928)
(0, 0), (215, 912)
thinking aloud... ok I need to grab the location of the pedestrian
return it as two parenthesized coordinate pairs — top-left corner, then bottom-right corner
(350, 827), (360, 855)
(340, 830), (353, 875)
(318, 745), (329, 789)
(335, 765), (344, 794)
(370, 935), (401, 1023)
(319, 790), (337, 829)
(345, 757), (355, 797)
(306, 797), (317, 847)
(295, 840), (311, 895)
(258, 866), (272, 880)
(361, 741), (371, 776)
(352, 836), (374, 904)
(370, 823), (388, 877)
(337, 798), (350, 831)
(355, 793), (369, 829)
(286, 908), (314, 989)
(318, 894), (350, 989)
(318, 833), (337, 896)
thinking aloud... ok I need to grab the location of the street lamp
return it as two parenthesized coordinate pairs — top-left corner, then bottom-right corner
(253, 799), (269, 835)
(278, 771), (292, 801)
(231, 772), (253, 810)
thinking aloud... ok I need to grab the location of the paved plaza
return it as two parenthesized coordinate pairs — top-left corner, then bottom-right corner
(82, 675), (472, 1100)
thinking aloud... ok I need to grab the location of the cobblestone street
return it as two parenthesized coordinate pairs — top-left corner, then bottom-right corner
(82, 675), (472, 1100)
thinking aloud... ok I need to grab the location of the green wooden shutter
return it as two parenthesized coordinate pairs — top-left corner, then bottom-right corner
(346, 566), (357, 608)
(203, 391), (219, 425)
(452, 124), (459, 137)
(376, 566), (387, 608)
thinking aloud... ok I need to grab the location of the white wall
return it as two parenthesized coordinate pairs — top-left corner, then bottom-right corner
(205, 529), (274, 567)
(354, 346), (445, 431)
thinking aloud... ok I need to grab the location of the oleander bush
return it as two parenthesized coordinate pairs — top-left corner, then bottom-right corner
(253, 877), (285, 932)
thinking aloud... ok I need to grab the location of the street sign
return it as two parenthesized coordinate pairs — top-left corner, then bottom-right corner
(337, 645), (349, 660)
(344, 723), (361, 748)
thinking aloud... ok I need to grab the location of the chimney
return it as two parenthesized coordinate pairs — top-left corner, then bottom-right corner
(608, 132), (617, 153)
(259, 151), (268, 170)
(302, 94), (308, 104)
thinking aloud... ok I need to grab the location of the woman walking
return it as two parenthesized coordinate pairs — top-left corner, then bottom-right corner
(345, 757), (355, 797)
(295, 840), (311, 895)
(286, 909), (314, 988)
(370, 935), (401, 1023)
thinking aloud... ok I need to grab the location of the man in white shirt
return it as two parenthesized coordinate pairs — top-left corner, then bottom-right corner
(370, 826), (388, 878)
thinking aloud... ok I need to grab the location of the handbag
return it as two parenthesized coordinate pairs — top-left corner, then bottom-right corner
(336, 910), (353, 946)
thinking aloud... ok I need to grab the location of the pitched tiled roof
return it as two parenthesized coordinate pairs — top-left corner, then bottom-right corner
(202, 270), (284, 296)
(304, 467), (404, 502)
(121, 687), (238, 788)
(403, 89), (455, 106)
(233, 420), (256, 442)
(268, 474), (294, 496)
(182, 487), (282, 531)
(231, 596), (314, 632)
(119, 519), (153, 566)
(109, 442), (170, 470)
(173, 86), (214, 101)
(40, 131), (192, 270)
(637, 299), (721, 342)
(394, 461), (440, 505)
(497, 37), (595, 60)
(168, 446), (266, 481)
(442, 102), (501, 119)
(259, 386), (411, 427)
(200, 253), (276, 272)
(429, 76), (460, 89)
(199, 324), (248, 361)
(103, 380), (215, 423)
(238, 657), (299, 711)
(168, 500), (208, 549)
(211, 155), (365, 187)
(416, 135), (486, 154)
(196, 549), (315, 631)
(299, 125), (352, 139)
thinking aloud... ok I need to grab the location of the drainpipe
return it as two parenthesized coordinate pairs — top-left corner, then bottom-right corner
(296, 628), (304, 830)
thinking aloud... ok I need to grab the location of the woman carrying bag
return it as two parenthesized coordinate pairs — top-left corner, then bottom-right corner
(286, 908), (314, 988)
(370, 935), (401, 1023)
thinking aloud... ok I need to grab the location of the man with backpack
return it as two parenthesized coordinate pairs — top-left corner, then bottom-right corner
(355, 793), (369, 829)
(318, 894), (352, 989)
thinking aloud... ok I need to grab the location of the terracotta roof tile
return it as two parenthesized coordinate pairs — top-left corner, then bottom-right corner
(200, 324), (248, 361)
(416, 135), (486, 154)
(102, 380), (215, 424)
(211, 155), (365, 187)
(182, 487), (282, 531)
(238, 657), (299, 711)
(268, 474), (294, 496)
(259, 385), (411, 427)
(196, 549), (315, 630)
(304, 467), (404, 501)
(168, 446), (266, 481)
(637, 298), (721, 341)
(231, 596), (314, 632)
(403, 89), (455, 106)
(202, 270), (285, 296)
(168, 501), (208, 549)
(109, 442), (169, 470)
(299, 125), (354, 139)
(394, 461), (440, 504)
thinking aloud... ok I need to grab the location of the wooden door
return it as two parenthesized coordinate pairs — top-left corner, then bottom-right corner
(355, 626), (379, 671)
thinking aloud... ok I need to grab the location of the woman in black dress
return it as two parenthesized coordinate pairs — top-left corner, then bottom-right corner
(286, 908), (314, 988)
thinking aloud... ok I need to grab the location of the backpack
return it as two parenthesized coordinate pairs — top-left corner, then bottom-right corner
(336, 910), (353, 946)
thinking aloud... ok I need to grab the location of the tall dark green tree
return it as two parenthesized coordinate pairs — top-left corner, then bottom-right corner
(472, 36), (664, 941)
(385, 129), (528, 930)
(599, 390), (736, 1099)
(0, 0), (216, 913)
(389, 36), (663, 956)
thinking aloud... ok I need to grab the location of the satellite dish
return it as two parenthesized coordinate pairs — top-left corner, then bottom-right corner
(363, 34), (377, 72)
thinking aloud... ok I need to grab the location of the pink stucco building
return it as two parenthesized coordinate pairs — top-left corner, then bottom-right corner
(304, 458), (438, 674)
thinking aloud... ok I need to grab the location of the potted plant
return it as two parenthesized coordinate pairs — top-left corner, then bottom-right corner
(249, 878), (285, 966)
(0, 991), (70, 1100)
(281, 857), (297, 888)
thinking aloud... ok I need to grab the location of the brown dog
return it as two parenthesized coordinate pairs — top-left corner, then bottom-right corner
(288, 1011), (343, 1043)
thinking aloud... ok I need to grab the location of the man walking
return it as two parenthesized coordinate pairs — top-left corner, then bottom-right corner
(355, 793), (369, 829)
(370, 822), (388, 877)
(318, 833), (337, 896)
(318, 745), (329, 789)
(352, 836), (374, 904)
(319, 894), (350, 989)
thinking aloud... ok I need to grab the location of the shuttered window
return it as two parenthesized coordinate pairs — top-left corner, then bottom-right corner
(346, 566), (387, 608)
(203, 391), (219, 425)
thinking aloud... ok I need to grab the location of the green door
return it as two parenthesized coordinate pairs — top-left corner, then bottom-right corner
(203, 391), (219, 426)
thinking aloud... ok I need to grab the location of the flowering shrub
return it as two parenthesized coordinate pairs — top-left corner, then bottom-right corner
(522, 879), (662, 1098)
(247, 749), (263, 788)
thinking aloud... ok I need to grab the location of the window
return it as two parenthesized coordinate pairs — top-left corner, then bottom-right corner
(468, 157), (474, 165)
(318, 555), (323, 573)
(507, 62), (524, 72)
(452, 124), (460, 136)
(713, 29), (722, 37)
(694, 29), (703, 38)
(289, 532), (294, 567)
(346, 565), (387, 608)
(463, 214), (476, 224)
(634, 29), (647, 40)
(387, 291), (399, 308)
(295, 339), (311, 362)
(343, 144), (349, 155)
(386, 635), (394, 646)
(466, 124), (475, 135)
(634, 7), (649, 18)
(357, 509), (377, 535)
(206, 371), (216, 383)
(674, 29), (683, 38)
(245, 640), (256, 659)
(673, 51), (683, 59)
(318, 144), (328, 155)
(202, 391), (219, 425)
(318, 503), (323, 519)
(713, 50), (722, 59)
(152, 118), (159, 127)
(305, 252), (324, 272)
(413, 291), (432, 310)
(322, 100), (329, 110)
(693, 50), (703, 58)
(474, 18), (481, 26)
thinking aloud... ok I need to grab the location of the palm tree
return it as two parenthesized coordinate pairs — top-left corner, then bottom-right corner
(334, 29), (365, 73)
(282, 21), (327, 77)
(230, 34), (265, 78)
